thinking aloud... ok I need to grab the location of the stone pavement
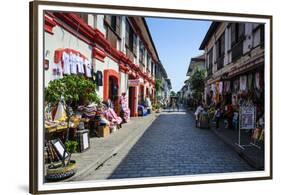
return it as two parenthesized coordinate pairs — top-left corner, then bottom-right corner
(65, 113), (158, 182)
(211, 120), (264, 170)
(82, 109), (255, 180)
(186, 106), (264, 169)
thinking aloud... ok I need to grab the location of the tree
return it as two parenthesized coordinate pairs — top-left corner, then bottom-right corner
(45, 75), (100, 141)
(189, 68), (205, 102)
(155, 79), (162, 103)
(155, 79), (162, 93)
(170, 91), (176, 96)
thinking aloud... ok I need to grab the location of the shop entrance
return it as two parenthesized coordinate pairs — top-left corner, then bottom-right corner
(103, 69), (120, 114)
(129, 87), (136, 117)
(109, 76), (119, 112)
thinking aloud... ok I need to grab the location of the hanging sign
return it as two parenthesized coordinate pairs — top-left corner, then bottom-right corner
(128, 79), (142, 86)
(240, 106), (256, 129)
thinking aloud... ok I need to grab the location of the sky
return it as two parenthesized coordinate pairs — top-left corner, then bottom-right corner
(146, 17), (211, 92)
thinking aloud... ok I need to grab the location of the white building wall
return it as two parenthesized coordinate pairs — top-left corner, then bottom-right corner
(44, 25), (92, 85)
(95, 57), (119, 99)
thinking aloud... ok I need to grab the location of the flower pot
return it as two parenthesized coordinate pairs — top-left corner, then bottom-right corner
(45, 160), (77, 182)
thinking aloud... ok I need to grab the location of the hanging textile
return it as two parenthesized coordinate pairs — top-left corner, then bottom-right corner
(247, 74), (253, 91)
(70, 52), (77, 74)
(224, 81), (231, 93)
(219, 82), (223, 94)
(84, 59), (92, 78)
(239, 75), (247, 91)
(233, 79), (239, 93)
(255, 72), (261, 90)
(77, 54), (85, 74)
(62, 51), (71, 75)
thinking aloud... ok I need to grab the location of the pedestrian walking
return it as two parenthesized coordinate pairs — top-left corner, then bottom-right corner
(214, 104), (221, 129)
(176, 100), (179, 112)
(194, 103), (204, 127)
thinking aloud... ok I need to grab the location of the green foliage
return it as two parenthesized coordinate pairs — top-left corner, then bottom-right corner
(189, 68), (205, 92)
(155, 79), (162, 93)
(153, 103), (160, 110)
(45, 75), (100, 109)
(170, 91), (176, 96)
(65, 140), (78, 153)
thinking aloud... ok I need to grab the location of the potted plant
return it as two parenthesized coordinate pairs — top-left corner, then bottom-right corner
(155, 103), (161, 113)
(45, 75), (100, 139)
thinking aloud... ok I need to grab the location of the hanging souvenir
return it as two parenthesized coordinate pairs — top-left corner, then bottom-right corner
(255, 72), (260, 90)
(219, 82), (223, 94)
(239, 75), (247, 91)
(247, 74), (253, 91)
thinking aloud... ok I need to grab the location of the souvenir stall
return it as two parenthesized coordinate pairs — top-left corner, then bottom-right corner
(44, 47), (97, 181)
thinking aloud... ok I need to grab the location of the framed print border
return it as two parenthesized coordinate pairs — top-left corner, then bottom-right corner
(29, 0), (273, 194)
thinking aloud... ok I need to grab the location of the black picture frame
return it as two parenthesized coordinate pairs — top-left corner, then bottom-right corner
(30, 1), (273, 194)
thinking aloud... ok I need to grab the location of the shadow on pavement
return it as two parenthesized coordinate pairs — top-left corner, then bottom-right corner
(108, 112), (255, 179)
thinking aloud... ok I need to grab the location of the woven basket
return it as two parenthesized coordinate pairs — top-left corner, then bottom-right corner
(45, 160), (77, 182)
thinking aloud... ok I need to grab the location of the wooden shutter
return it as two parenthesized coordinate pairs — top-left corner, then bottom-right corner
(238, 23), (245, 39)
(107, 28), (117, 49)
(231, 23), (236, 46)
(104, 15), (111, 25)
(221, 32), (225, 55)
(133, 33), (137, 55)
(125, 20), (130, 47)
(115, 16), (121, 36)
(215, 40), (219, 60)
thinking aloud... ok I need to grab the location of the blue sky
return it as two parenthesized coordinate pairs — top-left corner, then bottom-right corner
(146, 17), (211, 92)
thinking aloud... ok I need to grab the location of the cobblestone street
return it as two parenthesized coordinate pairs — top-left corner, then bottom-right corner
(81, 109), (255, 180)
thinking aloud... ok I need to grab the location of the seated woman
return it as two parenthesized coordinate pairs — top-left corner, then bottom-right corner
(103, 100), (122, 129)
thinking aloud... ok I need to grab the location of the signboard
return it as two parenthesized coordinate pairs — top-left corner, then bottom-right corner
(128, 79), (142, 87)
(240, 106), (256, 129)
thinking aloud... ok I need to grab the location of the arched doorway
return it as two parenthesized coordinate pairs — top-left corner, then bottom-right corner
(128, 75), (138, 117)
(103, 69), (120, 113)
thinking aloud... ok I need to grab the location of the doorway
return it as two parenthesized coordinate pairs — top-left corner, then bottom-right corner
(129, 87), (136, 117)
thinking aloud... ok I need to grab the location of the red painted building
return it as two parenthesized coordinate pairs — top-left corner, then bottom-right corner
(44, 12), (168, 116)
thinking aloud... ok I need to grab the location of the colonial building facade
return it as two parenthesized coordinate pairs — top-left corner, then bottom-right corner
(199, 22), (264, 107)
(44, 12), (169, 116)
